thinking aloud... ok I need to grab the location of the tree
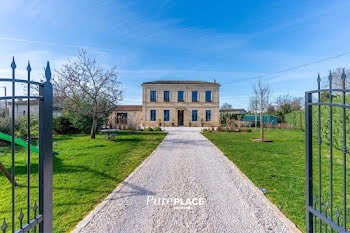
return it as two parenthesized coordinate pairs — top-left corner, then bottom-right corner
(54, 50), (123, 139)
(220, 102), (232, 109)
(275, 94), (292, 123)
(253, 78), (271, 140)
(266, 105), (275, 115)
(248, 96), (258, 129)
(329, 67), (350, 89)
(290, 97), (304, 111)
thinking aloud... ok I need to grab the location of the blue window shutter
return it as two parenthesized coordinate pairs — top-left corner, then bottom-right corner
(192, 110), (198, 121)
(178, 91), (184, 102)
(206, 110), (211, 121)
(164, 110), (169, 121)
(164, 91), (169, 102)
(151, 110), (156, 121)
(205, 91), (211, 102)
(192, 91), (198, 102)
(151, 91), (157, 102)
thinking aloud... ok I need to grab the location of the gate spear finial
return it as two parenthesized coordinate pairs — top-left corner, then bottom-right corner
(45, 61), (51, 81)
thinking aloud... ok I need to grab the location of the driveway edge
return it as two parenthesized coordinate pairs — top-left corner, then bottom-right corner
(202, 133), (302, 233)
(72, 133), (169, 233)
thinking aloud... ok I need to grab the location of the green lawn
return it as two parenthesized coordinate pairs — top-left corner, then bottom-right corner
(0, 131), (166, 233)
(203, 128), (350, 232)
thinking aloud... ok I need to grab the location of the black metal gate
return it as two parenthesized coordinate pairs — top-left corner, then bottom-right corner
(1, 57), (53, 233)
(306, 70), (349, 232)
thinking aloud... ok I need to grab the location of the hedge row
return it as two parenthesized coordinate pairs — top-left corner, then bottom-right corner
(285, 95), (350, 151)
(285, 111), (304, 131)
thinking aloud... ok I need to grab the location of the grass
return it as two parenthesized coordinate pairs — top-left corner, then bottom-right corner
(0, 131), (166, 233)
(203, 128), (350, 232)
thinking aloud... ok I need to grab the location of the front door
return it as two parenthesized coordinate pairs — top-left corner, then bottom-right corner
(178, 110), (184, 126)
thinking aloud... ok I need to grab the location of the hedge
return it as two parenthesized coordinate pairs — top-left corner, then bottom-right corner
(285, 111), (304, 131)
(286, 95), (350, 151)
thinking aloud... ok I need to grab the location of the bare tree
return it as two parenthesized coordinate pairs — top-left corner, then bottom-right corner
(275, 94), (292, 110)
(220, 102), (232, 109)
(253, 78), (271, 140)
(54, 49), (123, 139)
(248, 96), (258, 129)
(330, 67), (350, 89)
(290, 97), (304, 111)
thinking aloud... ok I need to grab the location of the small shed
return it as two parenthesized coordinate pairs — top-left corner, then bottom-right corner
(243, 115), (278, 126)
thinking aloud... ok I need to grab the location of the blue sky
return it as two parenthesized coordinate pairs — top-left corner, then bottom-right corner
(1, 0), (350, 109)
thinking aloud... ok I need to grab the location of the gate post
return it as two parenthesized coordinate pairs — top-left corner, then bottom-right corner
(305, 92), (313, 233)
(39, 62), (53, 232)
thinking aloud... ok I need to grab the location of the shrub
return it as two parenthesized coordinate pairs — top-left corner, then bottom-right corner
(202, 128), (209, 133)
(0, 116), (39, 140)
(138, 128), (144, 131)
(65, 111), (106, 134)
(154, 127), (162, 131)
(240, 128), (252, 132)
(216, 126), (223, 132)
(225, 128), (230, 132)
(53, 116), (78, 134)
(16, 116), (39, 140)
(285, 111), (304, 131)
(0, 117), (14, 135)
(146, 127), (153, 131)
(126, 124), (136, 131)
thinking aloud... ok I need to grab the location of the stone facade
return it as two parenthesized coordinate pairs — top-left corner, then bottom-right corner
(109, 81), (220, 128)
(141, 81), (220, 127)
(109, 105), (142, 129)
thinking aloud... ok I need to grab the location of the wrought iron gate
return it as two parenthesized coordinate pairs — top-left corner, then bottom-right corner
(306, 70), (349, 232)
(1, 58), (53, 233)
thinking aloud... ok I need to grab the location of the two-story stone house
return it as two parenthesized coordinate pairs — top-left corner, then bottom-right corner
(109, 80), (220, 128)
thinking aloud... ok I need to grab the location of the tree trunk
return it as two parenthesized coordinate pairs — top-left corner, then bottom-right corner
(255, 114), (257, 129)
(260, 112), (264, 140)
(90, 115), (97, 139)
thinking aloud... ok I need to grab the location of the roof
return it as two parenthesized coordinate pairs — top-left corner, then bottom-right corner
(220, 109), (246, 113)
(142, 80), (220, 85)
(113, 105), (142, 111)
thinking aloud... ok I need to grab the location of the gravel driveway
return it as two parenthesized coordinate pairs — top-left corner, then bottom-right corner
(73, 128), (300, 233)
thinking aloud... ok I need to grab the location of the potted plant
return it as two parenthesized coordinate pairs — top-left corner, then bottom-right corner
(171, 118), (175, 127)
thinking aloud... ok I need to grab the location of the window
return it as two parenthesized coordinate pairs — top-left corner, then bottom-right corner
(178, 91), (184, 102)
(205, 91), (211, 102)
(116, 113), (128, 124)
(192, 110), (198, 121)
(164, 91), (170, 102)
(150, 110), (156, 121)
(192, 91), (198, 102)
(206, 110), (211, 121)
(164, 110), (169, 121)
(150, 91), (156, 102)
